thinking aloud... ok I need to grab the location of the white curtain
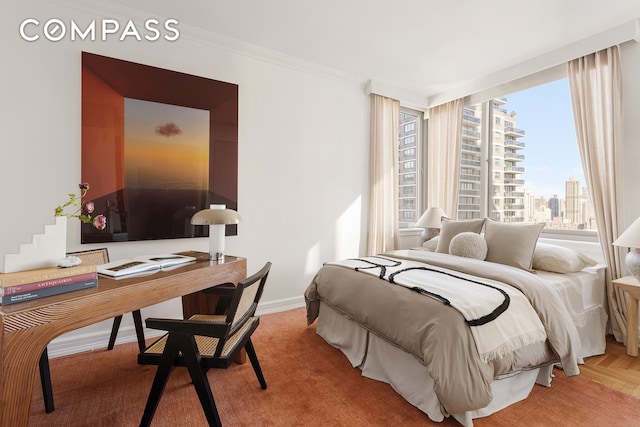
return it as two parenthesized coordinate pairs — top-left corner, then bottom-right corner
(367, 94), (400, 255)
(567, 46), (626, 342)
(427, 99), (464, 218)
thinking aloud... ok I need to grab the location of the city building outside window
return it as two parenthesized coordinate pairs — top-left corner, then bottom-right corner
(457, 78), (597, 231)
(398, 108), (423, 228)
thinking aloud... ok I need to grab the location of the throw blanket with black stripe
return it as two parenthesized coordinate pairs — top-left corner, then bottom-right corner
(329, 256), (546, 362)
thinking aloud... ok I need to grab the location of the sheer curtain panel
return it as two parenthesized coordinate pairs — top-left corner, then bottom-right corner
(567, 46), (626, 342)
(367, 94), (400, 255)
(427, 99), (464, 218)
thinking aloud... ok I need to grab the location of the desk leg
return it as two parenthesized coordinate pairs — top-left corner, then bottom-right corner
(1, 339), (44, 426)
(626, 293), (639, 357)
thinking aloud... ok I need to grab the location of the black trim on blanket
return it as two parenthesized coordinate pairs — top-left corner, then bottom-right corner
(388, 267), (510, 326)
(350, 256), (402, 279)
(408, 286), (451, 305)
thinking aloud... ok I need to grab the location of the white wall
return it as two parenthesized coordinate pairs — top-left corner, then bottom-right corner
(620, 41), (640, 229)
(0, 0), (370, 356)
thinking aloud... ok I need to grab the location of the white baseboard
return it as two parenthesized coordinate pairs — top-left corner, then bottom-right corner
(47, 326), (165, 359)
(47, 296), (306, 359)
(256, 295), (306, 315)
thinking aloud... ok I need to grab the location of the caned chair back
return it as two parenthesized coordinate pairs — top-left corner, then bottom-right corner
(217, 262), (270, 353)
(67, 248), (109, 265)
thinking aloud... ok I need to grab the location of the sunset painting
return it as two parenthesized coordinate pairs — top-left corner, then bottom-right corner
(81, 52), (238, 243)
(124, 98), (209, 191)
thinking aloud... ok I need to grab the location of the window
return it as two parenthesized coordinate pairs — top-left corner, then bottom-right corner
(398, 108), (423, 228)
(457, 78), (596, 231)
(403, 161), (415, 171)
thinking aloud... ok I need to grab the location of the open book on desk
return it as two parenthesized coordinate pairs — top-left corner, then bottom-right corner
(97, 254), (197, 278)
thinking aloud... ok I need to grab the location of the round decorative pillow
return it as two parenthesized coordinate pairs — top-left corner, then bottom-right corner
(449, 232), (487, 260)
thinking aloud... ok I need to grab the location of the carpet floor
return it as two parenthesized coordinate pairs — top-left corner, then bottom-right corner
(29, 308), (640, 426)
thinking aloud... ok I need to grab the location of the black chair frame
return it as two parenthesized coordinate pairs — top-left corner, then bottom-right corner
(138, 262), (271, 427)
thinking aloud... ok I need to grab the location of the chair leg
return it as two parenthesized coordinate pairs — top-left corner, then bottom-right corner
(38, 348), (55, 413)
(132, 310), (146, 351)
(108, 311), (146, 351)
(139, 334), (180, 427)
(245, 339), (267, 390)
(107, 315), (123, 350)
(181, 335), (222, 427)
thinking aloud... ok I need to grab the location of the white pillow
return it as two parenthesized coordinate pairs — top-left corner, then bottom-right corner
(533, 243), (598, 273)
(449, 232), (487, 260)
(435, 218), (486, 253)
(422, 236), (439, 252)
(484, 219), (544, 271)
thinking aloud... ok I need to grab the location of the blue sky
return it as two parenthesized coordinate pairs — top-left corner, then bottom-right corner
(503, 79), (585, 200)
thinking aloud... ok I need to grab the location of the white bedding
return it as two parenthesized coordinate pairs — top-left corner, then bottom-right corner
(311, 256), (608, 425)
(317, 301), (555, 427)
(535, 264), (607, 310)
(535, 264), (608, 358)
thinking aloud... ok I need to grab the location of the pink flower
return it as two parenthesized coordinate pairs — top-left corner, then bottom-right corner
(82, 201), (95, 214)
(56, 183), (106, 230)
(92, 214), (107, 230)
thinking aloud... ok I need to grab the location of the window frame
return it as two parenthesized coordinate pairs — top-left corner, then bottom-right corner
(462, 77), (598, 240)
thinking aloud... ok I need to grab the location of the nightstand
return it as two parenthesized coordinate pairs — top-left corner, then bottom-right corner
(612, 275), (640, 356)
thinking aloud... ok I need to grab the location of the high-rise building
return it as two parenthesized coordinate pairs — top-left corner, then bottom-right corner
(458, 105), (483, 219)
(458, 98), (525, 222)
(496, 103), (526, 223)
(524, 191), (536, 222)
(565, 177), (580, 225)
(398, 111), (419, 228)
(549, 195), (560, 219)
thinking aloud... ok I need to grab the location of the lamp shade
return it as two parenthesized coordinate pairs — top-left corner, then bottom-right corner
(614, 216), (640, 280)
(415, 207), (448, 229)
(190, 208), (241, 225)
(613, 217), (640, 248)
(190, 206), (240, 262)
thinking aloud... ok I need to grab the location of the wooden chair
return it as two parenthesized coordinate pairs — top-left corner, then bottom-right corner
(137, 262), (271, 427)
(38, 248), (145, 413)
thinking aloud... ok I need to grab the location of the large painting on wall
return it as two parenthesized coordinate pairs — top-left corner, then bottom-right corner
(81, 52), (238, 243)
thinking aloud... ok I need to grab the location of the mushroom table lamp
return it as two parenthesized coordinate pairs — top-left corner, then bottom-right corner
(190, 204), (241, 262)
(613, 216), (640, 280)
(415, 207), (448, 243)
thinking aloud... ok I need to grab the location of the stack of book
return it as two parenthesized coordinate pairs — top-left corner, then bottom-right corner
(0, 264), (98, 306)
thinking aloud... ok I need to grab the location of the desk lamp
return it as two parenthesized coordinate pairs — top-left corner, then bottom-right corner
(191, 204), (241, 262)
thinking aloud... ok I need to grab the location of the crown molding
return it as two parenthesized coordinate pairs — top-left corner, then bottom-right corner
(51, 0), (367, 89)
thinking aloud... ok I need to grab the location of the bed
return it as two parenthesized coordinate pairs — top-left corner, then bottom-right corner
(305, 227), (608, 426)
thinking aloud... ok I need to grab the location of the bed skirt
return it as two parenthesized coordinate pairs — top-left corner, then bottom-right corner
(316, 301), (554, 427)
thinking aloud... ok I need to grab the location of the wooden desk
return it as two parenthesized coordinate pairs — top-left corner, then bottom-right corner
(0, 255), (246, 427)
(612, 275), (640, 356)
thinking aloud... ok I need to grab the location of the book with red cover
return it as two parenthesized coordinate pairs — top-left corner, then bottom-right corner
(0, 264), (97, 288)
(0, 278), (98, 305)
(0, 271), (97, 297)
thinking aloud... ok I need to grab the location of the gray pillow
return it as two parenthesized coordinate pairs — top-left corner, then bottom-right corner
(436, 218), (486, 253)
(484, 219), (545, 271)
(449, 232), (488, 260)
